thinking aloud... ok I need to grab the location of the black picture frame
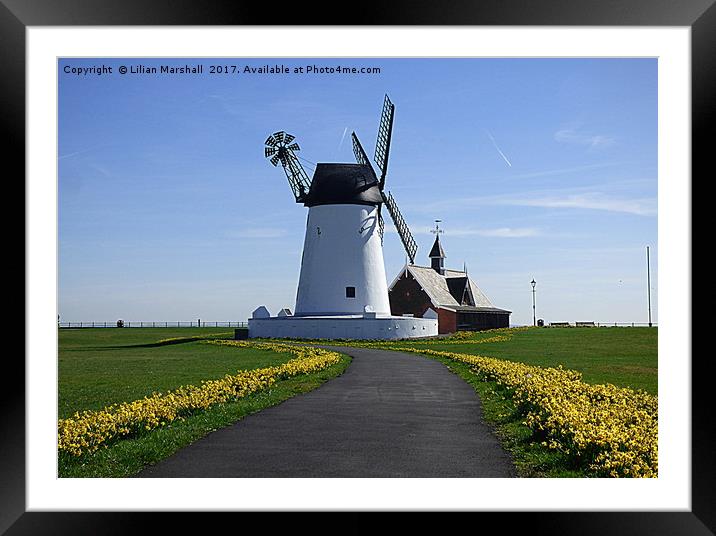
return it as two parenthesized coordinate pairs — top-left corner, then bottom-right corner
(5, 0), (711, 533)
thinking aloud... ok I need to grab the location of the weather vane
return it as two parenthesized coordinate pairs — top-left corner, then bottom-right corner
(431, 219), (443, 235)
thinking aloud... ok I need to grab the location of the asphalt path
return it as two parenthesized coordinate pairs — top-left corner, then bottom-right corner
(138, 346), (515, 478)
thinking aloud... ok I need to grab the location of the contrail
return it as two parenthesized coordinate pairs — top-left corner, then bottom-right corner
(338, 127), (348, 150)
(58, 146), (99, 160)
(485, 129), (512, 167)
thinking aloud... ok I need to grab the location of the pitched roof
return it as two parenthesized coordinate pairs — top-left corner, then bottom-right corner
(428, 235), (445, 258)
(407, 265), (458, 306)
(446, 276), (468, 304)
(444, 269), (494, 307)
(394, 265), (498, 309)
(465, 276), (495, 308)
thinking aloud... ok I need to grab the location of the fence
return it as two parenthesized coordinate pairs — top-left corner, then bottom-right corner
(61, 320), (655, 329)
(59, 321), (248, 329)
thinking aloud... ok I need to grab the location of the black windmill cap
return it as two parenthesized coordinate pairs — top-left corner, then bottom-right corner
(303, 163), (383, 207)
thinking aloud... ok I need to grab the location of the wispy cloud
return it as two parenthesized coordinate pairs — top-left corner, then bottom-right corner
(386, 224), (540, 238)
(89, 163), (111, 177)
(59, 150), (88, 160)
(466, 227), (539, 238)
(208, 93), (269, 120)
(507, 193), (656, 216)
(511, 162), (617, 180)
(58, 145), (104, 160)
(208, 93), (336, 126)
(554, 125), (615, 149)
(226, 227), (288, 239)
(415, 190), (656, 216)
(485, 129), (512, 167)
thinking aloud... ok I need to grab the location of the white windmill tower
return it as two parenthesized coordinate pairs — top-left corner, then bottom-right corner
(250, 95), (436, 340)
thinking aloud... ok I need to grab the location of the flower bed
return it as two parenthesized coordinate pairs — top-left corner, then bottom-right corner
(386, 346), (658, 477)
(154, 333), (233, 344)
(58, 341), (341, 456)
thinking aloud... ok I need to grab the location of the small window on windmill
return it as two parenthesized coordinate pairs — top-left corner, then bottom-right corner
(346, 286), (356, 298)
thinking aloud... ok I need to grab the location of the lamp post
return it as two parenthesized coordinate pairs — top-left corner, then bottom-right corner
(646, 246), (652, 327)
(531, 279), (537, 327)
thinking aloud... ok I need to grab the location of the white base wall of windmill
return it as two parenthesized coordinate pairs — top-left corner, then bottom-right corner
(294, 203), (391, 316)
(248, 315), (438, 340)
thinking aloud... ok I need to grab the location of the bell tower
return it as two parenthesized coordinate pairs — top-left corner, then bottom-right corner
(429, 220), (446, 275)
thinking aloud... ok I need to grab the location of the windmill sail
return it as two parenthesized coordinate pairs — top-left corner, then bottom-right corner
(374, 95), (394, 189)
(351, 132), (372, 169)
(372, 95), (416, 261)
(350, 96), (417, 259)
(382, 190), (417, 264)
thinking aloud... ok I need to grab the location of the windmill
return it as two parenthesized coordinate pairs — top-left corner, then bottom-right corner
(264, 95), (418, 263)
(253, 95), (435, 339)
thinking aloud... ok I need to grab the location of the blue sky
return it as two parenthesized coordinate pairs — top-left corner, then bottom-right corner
(58, 58), (657, 325)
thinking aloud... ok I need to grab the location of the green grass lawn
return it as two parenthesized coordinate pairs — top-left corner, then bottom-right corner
(57, 328), (351, 476)
(387, 327), (657, 395)
(58, 327), (299, 418)
(58, 326), (656, 478)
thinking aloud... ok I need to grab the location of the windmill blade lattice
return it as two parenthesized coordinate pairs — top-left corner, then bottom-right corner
(382, 190), (417, 264)
(264, 131), (311, 201)
(374, 95), (395, 189)
(372, 95), (416, 262)
(377, 207), (385, 244)
(352, 132), (372, 169)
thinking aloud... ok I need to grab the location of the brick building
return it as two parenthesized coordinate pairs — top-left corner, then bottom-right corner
(388, 234), (511, 334)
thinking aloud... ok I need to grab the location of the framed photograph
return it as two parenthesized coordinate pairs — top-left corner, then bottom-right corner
(9, 0), (711, 532)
